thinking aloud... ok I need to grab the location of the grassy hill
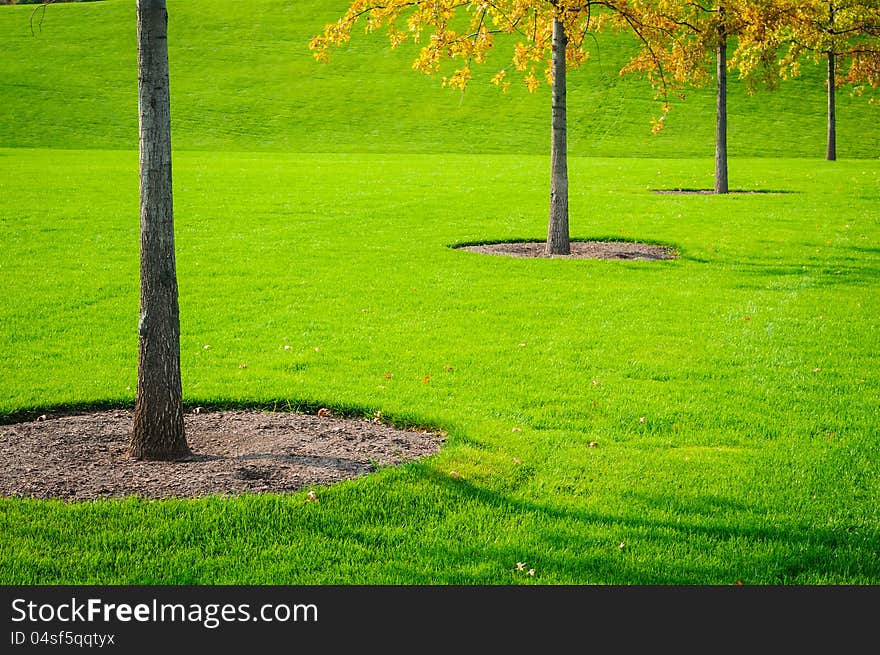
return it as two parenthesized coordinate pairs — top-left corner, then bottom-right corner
(0, 0), (877, 157)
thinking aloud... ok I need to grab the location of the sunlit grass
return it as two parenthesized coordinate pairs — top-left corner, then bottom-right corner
(0, 0), (878, 158)
(0, 149), (877, 584)
(1, 0), (878, 586)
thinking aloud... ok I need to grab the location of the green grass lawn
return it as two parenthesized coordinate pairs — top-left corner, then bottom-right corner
(1, 0), (878, 158)
(0, 0), (878, 585)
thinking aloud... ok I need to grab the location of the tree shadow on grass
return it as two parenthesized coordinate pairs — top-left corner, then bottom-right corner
(391, 467), (880, 585)
(844, 245), (880, 256)
(728, 254), (880, 290)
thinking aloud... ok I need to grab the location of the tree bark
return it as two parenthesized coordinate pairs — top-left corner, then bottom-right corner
(131, 0), (188, 460)
(546, 15), (570, 256)
(715, 32), (729, 194)
(827, 50), (837, 161)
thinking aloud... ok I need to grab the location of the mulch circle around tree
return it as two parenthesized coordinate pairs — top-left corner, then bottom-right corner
(0, 409), (445, 501)
(456, 240), (678, 260)
(651, 189), (788, 195)
(652, 189), (718, 195)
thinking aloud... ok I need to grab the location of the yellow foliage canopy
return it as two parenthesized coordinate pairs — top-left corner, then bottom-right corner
(310, 1), (879, 121)
(309, 1), (656, 92)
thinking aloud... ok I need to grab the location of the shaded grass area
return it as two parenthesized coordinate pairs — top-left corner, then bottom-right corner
(3, 465), (878, 585)
(0, 0), (878, 157)
(1, 149), (878, 583)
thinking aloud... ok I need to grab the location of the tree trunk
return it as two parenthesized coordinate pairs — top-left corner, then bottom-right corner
(826, 50), (837, 161)
(546, 16), (570, 256)
(715, 33), (729, 194)
(131, 0), (189, 460)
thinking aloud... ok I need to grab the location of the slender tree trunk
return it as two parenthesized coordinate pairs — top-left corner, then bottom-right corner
(827, 50), (837, 161)
(131, 0), (188, 460)
(546, 16), (570, 256)
(715, 33), (729, 194)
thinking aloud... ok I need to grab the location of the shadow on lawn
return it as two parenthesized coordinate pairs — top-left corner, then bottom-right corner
(0, 398), (442, 433)
(405, 466), (879, 585)
(728, 254), (880, 289)
(0, 399), (134, 425)
(844, 245), (880, 256)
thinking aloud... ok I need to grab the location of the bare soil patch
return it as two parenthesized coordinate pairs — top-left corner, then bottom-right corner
(457, 240), (678, 260)
(0, 409), (445, 501)
(652, 189), (718, 195)
(651, 189), (787, 195)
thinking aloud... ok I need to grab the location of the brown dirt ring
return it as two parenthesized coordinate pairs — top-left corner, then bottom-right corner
(454, 240), (679, 260)
(0, 409), (445, 501)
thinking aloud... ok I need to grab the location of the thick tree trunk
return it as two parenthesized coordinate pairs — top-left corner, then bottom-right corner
(546, 16), (570, 256)
(827, 51), (837, 161)
(131, 0), (188, 460)
(715, 34), (729, 194)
